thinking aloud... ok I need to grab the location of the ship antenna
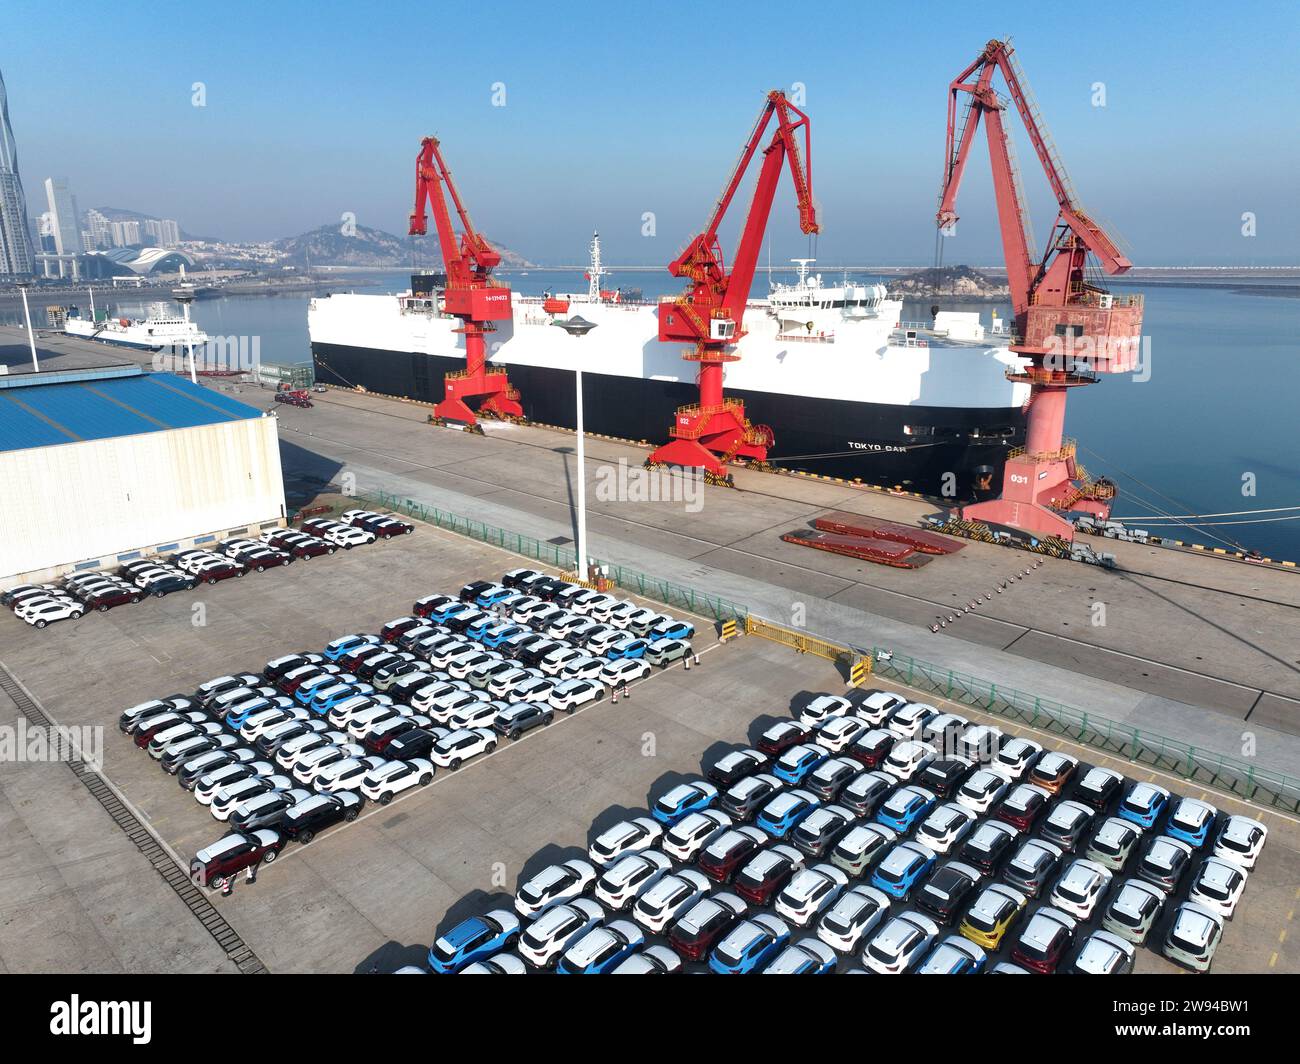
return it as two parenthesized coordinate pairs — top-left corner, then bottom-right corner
(588, 230), (604, 302)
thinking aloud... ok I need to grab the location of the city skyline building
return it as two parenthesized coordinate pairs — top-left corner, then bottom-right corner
(0, 65), (35, 281)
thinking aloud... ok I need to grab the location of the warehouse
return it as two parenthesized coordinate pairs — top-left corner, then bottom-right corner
(0, 362), (285, 587)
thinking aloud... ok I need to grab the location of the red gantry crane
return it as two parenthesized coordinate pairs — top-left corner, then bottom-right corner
(409, 136), (522, 428)
(937, 39), (1143, 542)
(650, 91), (820, 484)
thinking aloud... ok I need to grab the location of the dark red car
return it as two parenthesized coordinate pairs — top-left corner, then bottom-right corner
(697, 829), (765, 883)
(756, 720), (812, 757)
(382, 616), (423, 642)
(363, 717), (420, 755)
(193, 558), (247, 584)
(274, 390), (313, 408)
(1010, 907), (1077, 974)
(191, 830), (283, 887)
(82, 585), (143, 612)
(733, 846), (801, 905)
(353, 514), (413, 538)
(340, 643), (390, 672)
(994, 784), (1053, 831)
(668, 895), (747, 962)
(846, 729), (894, 769)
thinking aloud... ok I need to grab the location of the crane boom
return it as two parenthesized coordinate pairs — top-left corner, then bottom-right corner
(648, 91), (820, 482)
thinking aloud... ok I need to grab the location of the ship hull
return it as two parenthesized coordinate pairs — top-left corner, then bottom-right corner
(311, 340), (1023, 498)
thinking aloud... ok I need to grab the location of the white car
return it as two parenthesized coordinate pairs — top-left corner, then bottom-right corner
(514, 859), (598, 917)
(848, 690), (908, 727)
(360, 758), (435, 803)
(292, 744), (365, 786)
(314, 755), (387, 794)
(276, 732), (336, 770)
(631, 869), (711, 934)
(887, 702), (939, 741)
(813, 716), (869, 753)
(915, 802), (976, 855)
(955, 769), (1010, 814)
(603, 601), (641, 629)
(539, 646), (584, 676)
(19, 598), (85, 627)
(560, 656), (606, 682)
(798, 694), (851, 727)
(328, 695), (385, 729)
(815, 883), (890, 953)
(347, 706), (405, 740)
(1050, 858), (1114, 920)
(594, 850), (673, 911)
(486, 668), (535, 699)
(517, 897), (605, 969)
(990, 737), (1044, 780)
(1188, 856), (1248, 918)
(589, 816), (663, 867)
(427, 690), (487, 725)
(1213, 815), (1268, 870)
(511, 676), (556, 703)
(240, 707), (309, 742)
(570, 591), (615, 617)
(446, 650), (499, 681)
(662, 809), (732, 862)
(323, 525), (375, 548)
(549, 677), (604, 713)
(600, 658), (651, 687)
(585, 626), (630, 655)
(430, 727), (496, 769)
(774, 863), (848, 927)
(862, 911), (940, 974)
(883, 740), (936, 781)
(448, 700), (504, 730)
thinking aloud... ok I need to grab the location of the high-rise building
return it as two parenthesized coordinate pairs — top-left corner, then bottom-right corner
(44, 177), (83, 256)
(143, 217), (181, 248)
(0, 65), (36, 280)
(86, 207), (111, 249)
(110, 218), (141, 247)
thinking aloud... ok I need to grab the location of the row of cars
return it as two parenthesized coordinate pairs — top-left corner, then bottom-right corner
(120, 568), (695, 889)
(421, 687), (1268, 973)
(1, 508), (412, 630)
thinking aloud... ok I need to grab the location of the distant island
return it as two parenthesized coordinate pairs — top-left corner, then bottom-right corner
(889, 264), (1009, 300)
(273, 223), (535, 270)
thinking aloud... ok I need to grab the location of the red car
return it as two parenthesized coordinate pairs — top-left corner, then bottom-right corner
(82, 585), (143, 612)
(381, 616), (423, 642)
(994, 784), (1053, 832)
(274, 390), (313, 408)
(733, 846), (801, 905)
(191, 830), (283, 887)
(414, 594), (456, 618)
(697, 828), (766, 883)
(193, 558), (247, 584)
(353, 514), (414, 538)
(268, 530), (334, 558)
(340, 643), (390, 672)
(668, 894), (748, 962)
(1009, 907), (1077, 974)
(756, 720), (813, 757)
(234, 546), (293, 571)
(846, 729), (895, 769)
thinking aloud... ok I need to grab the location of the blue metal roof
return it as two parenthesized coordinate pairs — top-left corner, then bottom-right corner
(0, 374), (265, 453)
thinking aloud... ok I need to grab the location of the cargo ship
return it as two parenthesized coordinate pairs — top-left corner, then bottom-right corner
(309, 236), (1031, 497)
(56, 296), (210, 353)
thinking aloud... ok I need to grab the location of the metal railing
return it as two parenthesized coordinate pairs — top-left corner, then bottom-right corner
(358, 490), (749, 624)
(869, 648), (1300, 813)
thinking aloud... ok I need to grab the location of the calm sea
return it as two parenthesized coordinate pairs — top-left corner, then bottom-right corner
(23, 269), (1300, 558)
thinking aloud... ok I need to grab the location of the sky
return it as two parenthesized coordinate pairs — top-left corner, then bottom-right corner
(4, 0), (1297, 265)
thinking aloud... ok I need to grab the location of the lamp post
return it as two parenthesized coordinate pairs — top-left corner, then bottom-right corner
(175, 290), (197, 384)
(553, 315), (598, 581)
(16, 279), (39, 371)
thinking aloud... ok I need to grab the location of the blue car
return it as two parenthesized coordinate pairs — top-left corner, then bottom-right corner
(476, 587), (515, 609)
(481, 623), (525, 649)
(756, 789), (821, 839)
(427, 910), (521, 974)
(871, 840), (936, 900)
(556, 920), (644, 974)
(605, 637), (649, 661)
(1117, 782), (1171, 831)
(1166, 797), (1217, 848)
(323, 634), (374, 662)
(466, 615), (499, 641)
(429, 601), (473, 623)
(224, 697), (273, 731)
(875, 785), (937, 833)
(310, 683), (374, 715)
(772, 743), (828, 785)
(763, 938), (838, 974)
(652, 780), (719, 825)
(916, 936), (986, 974)
(651, 620), (695, 641)
(708, 915), (790, 974)
(295, 674), (346, 706)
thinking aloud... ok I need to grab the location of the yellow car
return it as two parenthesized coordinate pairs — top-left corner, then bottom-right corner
(959, 883), (1028, 951)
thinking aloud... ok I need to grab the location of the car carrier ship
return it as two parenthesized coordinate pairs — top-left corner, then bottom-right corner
(309, 237), (1030, 499)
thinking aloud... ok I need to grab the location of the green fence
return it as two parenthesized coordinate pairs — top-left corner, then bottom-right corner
(870, 648), (1300, 814)
(361, 490), (749, 624)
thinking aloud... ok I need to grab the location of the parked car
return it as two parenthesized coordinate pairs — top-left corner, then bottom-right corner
(708, 914), (790, 975)
(517, 898), (605, 968)
(428, 910), (521, 974)
(190, 829), (283, 887)
(514, 858), (598, 918)
(279, 792), (363, 842)
(915, 860), (983, 925)
(815, 883), (890, 953)
(631, 869), (712, 934)
(359, 758), (435, 803)
(588, 817), (663, 867)
(1009, 906), (1077, 974)
(958, 883), (1028, 952)
(1213, 815), (1268, 870)
(1067, 929), (1136, 975)
(493, 702), (554, 740)
(862, 911), (940, 974)
(651, 780), (719, 826)
(1162, 902), (1224, 972)
(667, 891), (747, 962)
(557, 919), (645, 975)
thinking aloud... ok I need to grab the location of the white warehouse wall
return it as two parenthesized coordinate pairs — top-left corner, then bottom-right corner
(0, 416), (285, 584)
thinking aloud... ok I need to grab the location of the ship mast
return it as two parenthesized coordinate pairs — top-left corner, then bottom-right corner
(587, 231), (604, 302)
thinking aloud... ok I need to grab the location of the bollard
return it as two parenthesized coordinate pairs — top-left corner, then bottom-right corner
(611, 689), (619, 704)
(693, 653), (700, 667)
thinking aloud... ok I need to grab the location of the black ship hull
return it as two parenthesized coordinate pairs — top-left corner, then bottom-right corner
(311, 342), (1026, 499)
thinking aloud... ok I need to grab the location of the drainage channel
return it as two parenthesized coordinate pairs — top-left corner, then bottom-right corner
(0, 663), (266, 974)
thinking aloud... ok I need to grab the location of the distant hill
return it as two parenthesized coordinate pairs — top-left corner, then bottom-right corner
(891, 264), (1008, 298)
(274, 223), (534, 268)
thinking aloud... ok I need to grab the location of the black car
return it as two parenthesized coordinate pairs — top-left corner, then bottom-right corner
(530, 577), (571, 601)
(229, 789), (307, 833)
(958, 820), (1020, 874)
(494, 702), (554, 740)
(160, 735), (226, 774)
(255, 721), (317, 755)
(718, 774), (782, 822)
(386, 728), (439, 761)
(838, 771), (894, 817)
(1072, 767), (1126, 812)
(518, 638), (564, 667)
(177, 749), (239, 790)
(917, 758), (975, 800)
(915, 860), (983, 925)
(119, 695), (190, 733)
(803, 757), (861, 802)
(279, 792), (363, 843)
(706, 748), (769, 788)
(263, 654), (321, 682)
(501, 568), (541, 589)
(145, 573), (199, 597)
(458, 580), (494, 603)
